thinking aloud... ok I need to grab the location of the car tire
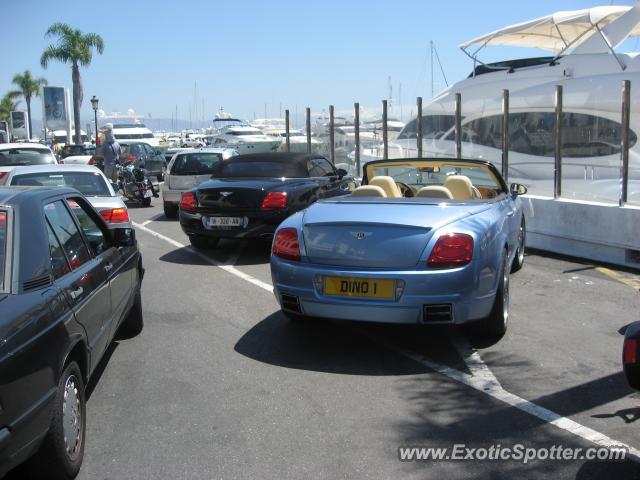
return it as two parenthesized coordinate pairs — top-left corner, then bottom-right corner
(511, 217), (526, 273)
(142, 197), (152, 207)
(189, 235), (219, 250)
(163, 202), (178, 219)
(121, 286), (144, 335)
(33, 361), (86, 480)
(475, 250), (509, 339)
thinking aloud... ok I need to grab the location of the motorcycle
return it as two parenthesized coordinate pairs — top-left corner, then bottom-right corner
(115, 160), (158, 207)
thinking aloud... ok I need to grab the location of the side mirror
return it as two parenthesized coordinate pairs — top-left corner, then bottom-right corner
(111, 227), (136, 247)
(336, 168), (348, 178)
(510, 183), (528, 196)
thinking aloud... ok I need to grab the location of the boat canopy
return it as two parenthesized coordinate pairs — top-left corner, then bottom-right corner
(460, 5), (639, 56)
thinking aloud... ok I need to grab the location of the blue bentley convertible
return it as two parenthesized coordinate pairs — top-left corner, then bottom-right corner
(270, 158), (527, 338)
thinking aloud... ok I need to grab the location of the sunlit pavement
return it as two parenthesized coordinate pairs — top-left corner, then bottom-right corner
(9, 193), (640, 479)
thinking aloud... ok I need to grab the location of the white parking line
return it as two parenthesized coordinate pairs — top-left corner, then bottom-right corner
(371, 334), (640, 461)
(134, 221), (640, 462)
(132, 222), (273, 293)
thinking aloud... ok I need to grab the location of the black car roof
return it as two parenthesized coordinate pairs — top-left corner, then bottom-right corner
(225, 152), (326, 164)
(0, 186), (78, 207)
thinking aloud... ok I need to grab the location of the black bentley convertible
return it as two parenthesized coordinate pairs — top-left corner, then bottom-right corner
(178, 152), (356, 248)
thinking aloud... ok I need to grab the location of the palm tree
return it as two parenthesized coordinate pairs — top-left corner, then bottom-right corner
(0, 93), (20, 125)
(10, 70), (47, 139)
(40, 23), (104, 144)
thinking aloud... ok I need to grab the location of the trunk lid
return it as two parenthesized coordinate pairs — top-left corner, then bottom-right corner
(196, 178), (306, 212)
(302, 200), (490, 268)
(167, 173), (213, 191)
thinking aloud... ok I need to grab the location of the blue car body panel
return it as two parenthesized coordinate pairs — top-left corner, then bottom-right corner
(271, 173), (524, 325)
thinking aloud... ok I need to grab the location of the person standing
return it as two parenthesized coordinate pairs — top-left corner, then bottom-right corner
(101, 123), (121, 182)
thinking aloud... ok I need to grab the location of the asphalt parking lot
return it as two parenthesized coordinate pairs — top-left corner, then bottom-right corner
(10, 195), (640, 480)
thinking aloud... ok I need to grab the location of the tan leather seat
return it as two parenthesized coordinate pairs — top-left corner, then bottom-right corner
(369, 176), (402, 198)
(416, 185), (453, 199)
(444, 175), (474, 200)
(351, 185), (387, 197)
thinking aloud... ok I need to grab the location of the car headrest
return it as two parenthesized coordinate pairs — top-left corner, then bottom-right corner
(444, 175), (474, 200)
(351, 185), (387, 197)
(369, 176), (402, 198)
(416, 185), (453, 199)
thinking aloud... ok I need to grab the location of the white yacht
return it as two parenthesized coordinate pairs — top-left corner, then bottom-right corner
(361, 3), (640, 201)
(263, 128), (324, 153)
(207, 115), (280, 154)
(111, 123), (159, 147)
(361, 118), (406, 141)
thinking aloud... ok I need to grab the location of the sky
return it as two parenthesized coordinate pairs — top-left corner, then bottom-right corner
(2, 0), (637, 127)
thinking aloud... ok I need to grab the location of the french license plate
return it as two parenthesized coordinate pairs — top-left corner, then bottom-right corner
(323, 276), (395, 300)
(143, 190), (153, 198)
(203, 216), (246, 228)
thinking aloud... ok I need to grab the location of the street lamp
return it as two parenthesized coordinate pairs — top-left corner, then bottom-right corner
(90, 95), (99, 144)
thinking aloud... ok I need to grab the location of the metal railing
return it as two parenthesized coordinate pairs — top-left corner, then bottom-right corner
(276, 80), (633, 205)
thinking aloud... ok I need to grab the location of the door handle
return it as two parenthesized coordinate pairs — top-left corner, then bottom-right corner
(69, 286), (84, 299)
(104, 262), (113, 273)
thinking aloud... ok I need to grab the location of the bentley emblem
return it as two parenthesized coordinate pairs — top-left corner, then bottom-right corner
(351, 231), (373, 240)
(219, 191), (232, 197)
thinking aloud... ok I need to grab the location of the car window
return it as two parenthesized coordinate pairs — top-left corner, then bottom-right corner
(171, 153), (223, 175)
(46, 221), (70, 279)
(12, 171), (111, 197)
(0, 210), (7, 290)
(0, 148), (56, 166)
(44, 200), (91, 270)
(307, 157), (335, 177)
(217, 160), (307, 178)
(66, 198), (110, 256)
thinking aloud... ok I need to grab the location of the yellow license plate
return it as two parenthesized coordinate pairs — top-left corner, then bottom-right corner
(323, 276), (395, 300)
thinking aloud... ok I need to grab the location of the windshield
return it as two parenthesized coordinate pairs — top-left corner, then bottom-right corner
(61, 145), (96, 158)
(368, 160), (503, 193)
(228, 130), (263, 136)
(217, 160), (307, 178)
(397, 115), (457, 140)
(172, 153), (223, 175)
(11, 171), (111, 196)
(0, 148), (56, 166)
(0, 210), (6, 291)
(114, 133), (154, 139)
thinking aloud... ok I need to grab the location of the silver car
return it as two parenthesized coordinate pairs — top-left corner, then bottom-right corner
(0, 164), (131, 227)
(162, 147), (237, 218)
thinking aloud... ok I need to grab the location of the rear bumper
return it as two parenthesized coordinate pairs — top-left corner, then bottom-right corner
(179, 210), (289, 239)
(270, 256), (496, 325)
(161, 186), (182, 205)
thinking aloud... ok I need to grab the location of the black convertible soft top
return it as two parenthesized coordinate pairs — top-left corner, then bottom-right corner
(215, 152), (330, 178)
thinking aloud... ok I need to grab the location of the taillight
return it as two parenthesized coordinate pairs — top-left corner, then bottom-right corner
(58, 159), (64, 164)
(179, 191), (196, 213)
(126, 155), (136, 162)
(428, 233), (474, 268)
(261, 191), (287, 210)
(0, 172), (7, 183)
(100, 208), (129, 224)
(88, 157), (95, 165)
(272, 228), (300, 261)
(624, 338), (638, 365)
(0, 211), (6, 228)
